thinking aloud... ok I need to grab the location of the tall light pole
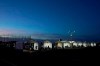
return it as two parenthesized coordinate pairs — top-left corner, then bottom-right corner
(68, 30), (75, 41)
(70, 30), (75, 41)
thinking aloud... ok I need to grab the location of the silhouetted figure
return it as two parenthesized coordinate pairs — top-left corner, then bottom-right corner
(47, 46), (50, 50)
(35, 46), (37, 50)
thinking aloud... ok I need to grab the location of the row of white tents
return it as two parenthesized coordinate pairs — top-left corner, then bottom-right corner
(24, 40), (96, 50)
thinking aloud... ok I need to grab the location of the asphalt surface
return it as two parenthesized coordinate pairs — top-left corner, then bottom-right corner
(0, 47), (100, 66)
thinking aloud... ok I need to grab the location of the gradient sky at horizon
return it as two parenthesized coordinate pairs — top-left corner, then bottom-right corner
(0, 0), (100, 40)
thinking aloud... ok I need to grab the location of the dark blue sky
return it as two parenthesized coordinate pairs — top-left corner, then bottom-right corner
(0, 0), (100, 41)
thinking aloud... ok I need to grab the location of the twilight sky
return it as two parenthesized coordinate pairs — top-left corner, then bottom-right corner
(0, 0), (100, 41)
